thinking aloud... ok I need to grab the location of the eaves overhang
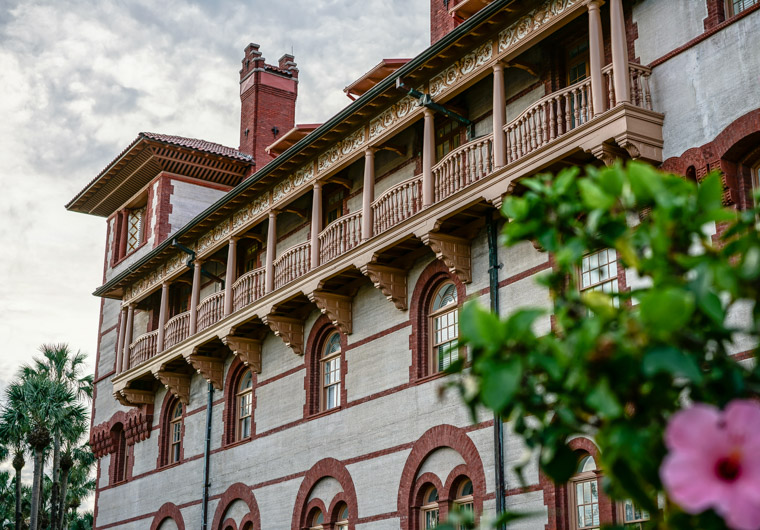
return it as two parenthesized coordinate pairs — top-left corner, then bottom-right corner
(92, 0), (517, 299)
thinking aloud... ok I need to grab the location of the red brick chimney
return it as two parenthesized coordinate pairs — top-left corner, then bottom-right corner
(239, 43), (298, 168)
(430, 0), (461, 44)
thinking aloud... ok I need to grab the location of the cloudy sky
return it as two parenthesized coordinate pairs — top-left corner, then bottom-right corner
(0, 0), (429, 391)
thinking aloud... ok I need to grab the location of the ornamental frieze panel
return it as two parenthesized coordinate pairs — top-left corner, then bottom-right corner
(369, 95), (419, 140)
(317, 129), (366, 174)
(273, 163), (316, 204)
(429, 41), (493, 98)
(498, 0), (579, 55)
(233, 193), (270, 229)
(196, 218), (232, 255)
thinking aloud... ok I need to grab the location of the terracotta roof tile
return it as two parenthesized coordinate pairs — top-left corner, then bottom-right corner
(141, 132), (252, 161)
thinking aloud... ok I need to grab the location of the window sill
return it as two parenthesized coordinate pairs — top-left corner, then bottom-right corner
(112, 241), (148, 268)
(308, 406), (343, 420)
(159, 461), (182, 471)
(223, 435), (253, 450)
(413, 371), (450, 386)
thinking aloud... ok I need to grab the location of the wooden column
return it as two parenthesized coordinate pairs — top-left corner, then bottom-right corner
(118, 211), (129, 260)
(156, 282), (169, 352)
(588, 0), (605, 115)
(610, 0), (630, 104)
(123, 304), (135, 371)
(310, 183), (322, 269)
(492, 63), (507, 167)
(361, 148), (376, 241)
(422, 108), (435, 207)
(265, 211), (277, 293)
(223, 238), (238, 317)
(189, 260), (202, 335)
(115, 307), (127, 374)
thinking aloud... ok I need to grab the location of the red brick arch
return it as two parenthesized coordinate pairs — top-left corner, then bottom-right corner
(291, 457), (359, 530)
(222, 357), (257, 446)
(304, 314), (347, 417)
(397, 424), (486, 530)
(157, 390), (184, 468)
(150, 502), (185, 530)
(210, 482), (261, 530)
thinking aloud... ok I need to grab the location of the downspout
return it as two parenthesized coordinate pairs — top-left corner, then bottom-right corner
(172, 239), (225, 288)
(201, 382), (213, 530)
(486, 210), (507, 529)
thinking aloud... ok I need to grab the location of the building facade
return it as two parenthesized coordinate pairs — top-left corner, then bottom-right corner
(67, 1), (760, 528)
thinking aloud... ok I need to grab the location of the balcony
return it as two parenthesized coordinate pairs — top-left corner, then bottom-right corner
(119, 61), (662, 387)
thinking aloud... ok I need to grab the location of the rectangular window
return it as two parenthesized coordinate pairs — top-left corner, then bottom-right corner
(575, 479), (600, 529)
(171, 422), (181, 463)
(436, 119), (463, 161)
(580, 249), (619, 306)
(728, 0), (758, 15)
(622, 499), (650, 528)
(434, 309), (459, 371)
(424, 508), (439, 529)
(323, 357), (341, 410)
(239, 393), (252, 438)
(127, 207), (145, 252)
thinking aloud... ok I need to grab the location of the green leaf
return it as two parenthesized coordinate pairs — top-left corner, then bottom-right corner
(585, 378), (623, 419)
(504, 308), (545, 341)
(554, 167), (578, 195)
(642, 346), (703, 383)
(480, 358), (523, 412)
(582, 290), (615, 319)
(597, 165), (624, 197)
(697, 291), (725, 325)
(502, 196), (529, 221)
(740, 245), (760, 280)
(459, 301), (504, 352)
(541, 442), (579, 483)
(627, 161), (660, 203)
(697, 173), (723, 215)
(578, 180), (615, 210)
(639, 287), (695, 333)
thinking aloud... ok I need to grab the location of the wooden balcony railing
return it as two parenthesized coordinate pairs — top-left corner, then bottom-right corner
(372, 174), (423, 234)
(197, 291), (225, 332)
(604, 63), (653, 111)
(433, 134), (494, 202)
(505, 77), (592, 164)
(164, 311), (190, 350)
(233, 267), (266, 312)
(274, 241), (310, 289)
(319, 211), (363, 264)
(128, 330), (158, 369)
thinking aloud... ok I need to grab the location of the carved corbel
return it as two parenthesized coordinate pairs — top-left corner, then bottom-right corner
(589, 143), (621, 167)
(119, 389), (155, 407)
(360, 263), (408, 311)
(262, 315), (304, 355)
(186, 354), (225, 390)
(421, 232), (472, 284)
(113, 391), (132, 408)
(221, 335), (263, 373)
(154, 370), (191, 405)
(308, 291), (353, 334)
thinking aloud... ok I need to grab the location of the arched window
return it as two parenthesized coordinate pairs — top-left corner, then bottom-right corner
(110, 423), (128, 484)
(237, 370), (253, 441)
(169, 401), (183, 464)
(421, 485), (439, 529)
(309, 508), (324, 530)
(430, 282), (459, 372)
(335, 502), (349, 530)
(321, 331), (342, 411)
(454, 479), (474, 523)
(569, 455), (600, 530)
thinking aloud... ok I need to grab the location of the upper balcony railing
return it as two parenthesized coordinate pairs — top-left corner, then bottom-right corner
(121, 63), (660, 376)
(197, 291), (225, 332)
(372, 174), (423, 234)
(319, 211), (363, 264)
(274, 241), (311, 290)
(433, 133), (494, 202)
(233, 266), (266, 312)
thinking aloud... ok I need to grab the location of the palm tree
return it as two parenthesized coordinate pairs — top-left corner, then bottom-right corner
(24, 344), (92, 530)
(0, 470), (15, 529)
(5, 372), (76, 530)
(1, 383), (30, 530)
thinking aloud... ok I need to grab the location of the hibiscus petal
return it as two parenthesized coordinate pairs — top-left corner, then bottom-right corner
(665, 404), (722, 453)
(719, 487), (760, 530)
(725, 400), (760, 444)
(661, 452), (723, 512)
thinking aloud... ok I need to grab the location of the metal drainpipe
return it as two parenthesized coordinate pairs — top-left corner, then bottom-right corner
(486, 210), (507, 529)
(201, 382), (214, 530)
(172, 239), (226, 288)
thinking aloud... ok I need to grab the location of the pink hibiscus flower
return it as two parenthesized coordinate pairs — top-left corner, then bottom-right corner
(661, 400), (760, 530)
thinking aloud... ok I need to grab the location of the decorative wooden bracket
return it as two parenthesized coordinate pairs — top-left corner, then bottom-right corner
(187, 354), (225, 390)
(113, 391), (132, 408)
(360, 263), (408, 311)
(308, 291), (353, 334)
(262, 315), (304, 355)
(326, 176), (353, 190)
(221, 335), (263, 373)
(154, 370), (191, 405)
(119, 388), (155, 407)
(421, 232), (472, 284)
(588, 143), (621, 167)
(282, 207), (308, 220)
